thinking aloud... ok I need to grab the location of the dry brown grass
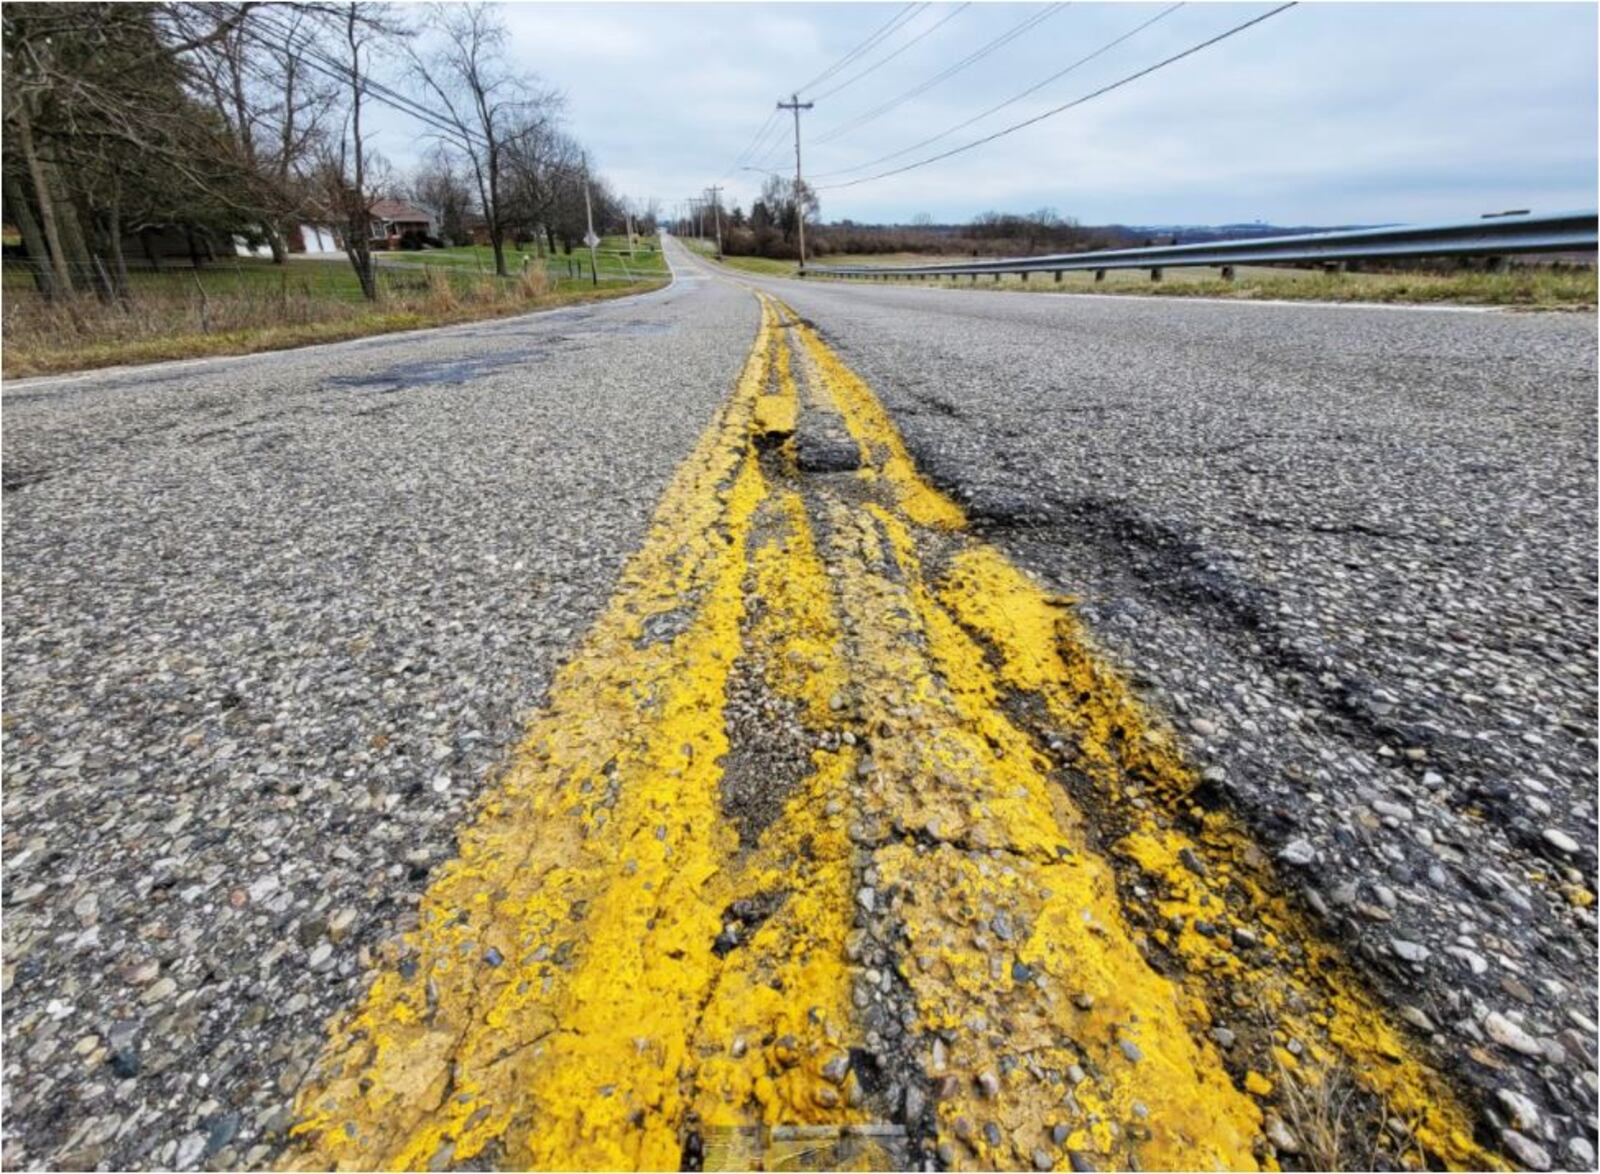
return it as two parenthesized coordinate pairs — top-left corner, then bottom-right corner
(2, 268), (664, 378)
(1268, 1054), (1387, 1170)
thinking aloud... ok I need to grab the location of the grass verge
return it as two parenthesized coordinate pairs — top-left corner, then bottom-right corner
(3, 267), (666, 379)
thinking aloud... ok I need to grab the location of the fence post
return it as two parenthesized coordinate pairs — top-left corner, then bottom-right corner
(92, 255), (117, 303)
(192, 272), (211, 332)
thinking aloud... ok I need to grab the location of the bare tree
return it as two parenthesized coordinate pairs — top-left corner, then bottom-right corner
(408, 3), (559, 276)
(410, 145), (476, 246)
(185, 6), (334, 262)
(2, 3), (256, 298)
(316, 3), (401, 300)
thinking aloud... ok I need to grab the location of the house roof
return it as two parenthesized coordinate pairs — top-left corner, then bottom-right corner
(369, 198), (432, 222)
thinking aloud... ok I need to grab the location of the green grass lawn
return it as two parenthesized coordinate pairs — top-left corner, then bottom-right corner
(680, 238), (798, 277)
(2, 256), (366, 297)
(682, 238), (1595, 307)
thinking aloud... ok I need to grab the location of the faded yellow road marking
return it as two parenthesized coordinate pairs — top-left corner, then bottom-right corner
(285, 292), (1495, 1172)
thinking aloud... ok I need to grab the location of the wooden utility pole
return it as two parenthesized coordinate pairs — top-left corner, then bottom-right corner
(777, 93), (814, 272)
(705, 185), (724, 259)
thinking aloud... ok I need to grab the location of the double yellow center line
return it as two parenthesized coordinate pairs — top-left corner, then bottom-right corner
(284, 295), (1492, 1172)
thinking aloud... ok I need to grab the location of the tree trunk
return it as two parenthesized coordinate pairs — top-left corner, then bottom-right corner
(4, 170), (56, 298)
(141, 226), (162, 271)
(265, 222), (287, 264)
(490, 229), (506, 279)
(104, 180), (130, 301)
(13, 102), (73, 295)
(346, 8), (377, 302)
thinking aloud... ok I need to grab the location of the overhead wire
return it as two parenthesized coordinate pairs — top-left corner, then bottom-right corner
(747, 2), (955, 181)
(812, 3), (1182, 180)
(811, 3), (1067, 146)
(794, 3), (925, 98)
(232, 6), (487, 154)
(723, 108), (781, 177)
(234, 4), (603, 186)
(818, 2), (1298, 191)
(809, 4), (971, 103)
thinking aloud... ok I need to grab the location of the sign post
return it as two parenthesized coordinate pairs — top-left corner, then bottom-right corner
(583, 158), (600, 285)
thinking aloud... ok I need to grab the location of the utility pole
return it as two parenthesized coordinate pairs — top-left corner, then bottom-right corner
(705, 185), (724, 259)
(777, 93), (814, 272)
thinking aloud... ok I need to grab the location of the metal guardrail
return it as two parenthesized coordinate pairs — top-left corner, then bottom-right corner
(802, 209), (1599, 280)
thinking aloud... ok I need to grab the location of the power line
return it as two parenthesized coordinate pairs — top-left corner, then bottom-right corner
(811, 4), (1067, 147)
(746, 5), (941, 173)
(809, 4), (971, 103)
(746, 111), (798, 173)
(817, 2), (1297, 192)
(795, 4), (925, 98)
(723, 108), (780, 178)
(233, 7), (487, 154)
(812, 3), (1182, 180)
(235, 5), (600, 188)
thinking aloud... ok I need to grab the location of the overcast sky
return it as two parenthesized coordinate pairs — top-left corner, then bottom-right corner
(371, 2), (1598, 227)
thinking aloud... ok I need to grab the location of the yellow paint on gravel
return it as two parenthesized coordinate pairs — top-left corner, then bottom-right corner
(284, 290), (1495, 1172)
(935, 546), (1496, 1169)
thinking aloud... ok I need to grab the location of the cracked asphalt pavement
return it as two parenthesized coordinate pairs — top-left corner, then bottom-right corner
(3, 238), (1596, 1172)
(2, 266), (757, 1170)
(710, 255), (1599, 1170)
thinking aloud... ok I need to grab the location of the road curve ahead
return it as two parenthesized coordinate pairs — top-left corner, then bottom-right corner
(3, 240), (1596, 1173)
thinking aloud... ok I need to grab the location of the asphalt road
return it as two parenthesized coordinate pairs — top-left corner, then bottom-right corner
(693, 247), (1599, 1169)
(1, 266), (757, 1170)
(3, 240), (1595, 1172)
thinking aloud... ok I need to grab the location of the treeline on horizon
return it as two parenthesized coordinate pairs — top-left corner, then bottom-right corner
(701, 186), (1131, 261)
(2, 2), (658, 305)
(698, 187), (1263, 261)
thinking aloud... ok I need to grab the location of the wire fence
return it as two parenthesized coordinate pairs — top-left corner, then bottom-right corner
(1, 252), (660, 305)
(1, 250), (668, 365)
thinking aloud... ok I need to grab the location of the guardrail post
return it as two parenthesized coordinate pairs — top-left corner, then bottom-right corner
(1220, 266), (1235, 281)
(970, 274), (976, 283)
(1150, 267), (1163, 282)
(1322, 261), (1344, 275)
(1486, 255), (1506, 272)
(1094, 269), (1105, 283)
(1054, 271), (1063, 283)
(993, 273), (1001, 283)
(1020, 272), (1029, 283)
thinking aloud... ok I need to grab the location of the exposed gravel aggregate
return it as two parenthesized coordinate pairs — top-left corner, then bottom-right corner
(1, 266), (756, 1170)
(732, 269), (1598, 1167)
